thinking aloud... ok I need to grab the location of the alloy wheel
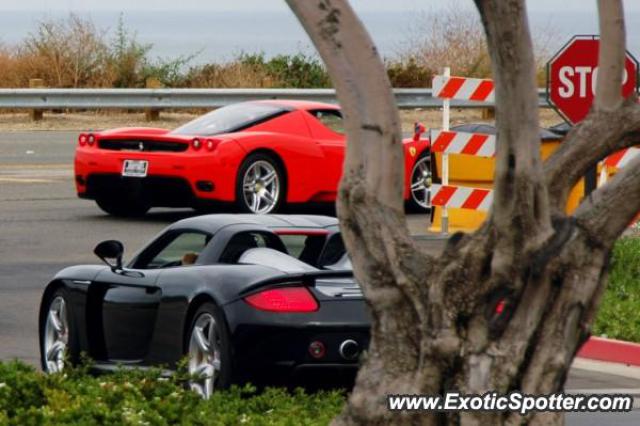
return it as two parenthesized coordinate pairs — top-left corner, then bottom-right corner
(188, 313), (222, 399)
(242, 160), (280, 214)
(410, 156), (432, 209)
(43, 296), (69, 373)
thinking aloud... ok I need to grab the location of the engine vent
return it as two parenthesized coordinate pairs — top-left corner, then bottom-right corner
(98, 139), (188, 152)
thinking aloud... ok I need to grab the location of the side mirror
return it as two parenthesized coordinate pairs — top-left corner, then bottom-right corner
(94, 240), (124, 272)
(413, 122), (426, 141)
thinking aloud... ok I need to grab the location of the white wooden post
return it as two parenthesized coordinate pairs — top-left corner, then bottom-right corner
(441, 67), (450, 234)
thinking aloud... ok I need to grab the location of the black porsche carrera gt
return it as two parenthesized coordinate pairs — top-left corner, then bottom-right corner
(39, 215), (368, 397)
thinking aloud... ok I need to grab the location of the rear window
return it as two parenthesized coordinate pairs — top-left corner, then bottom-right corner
(171, 103), (288, 136)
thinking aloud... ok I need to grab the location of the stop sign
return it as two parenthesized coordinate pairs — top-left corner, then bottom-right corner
(547, 36), (638, 124)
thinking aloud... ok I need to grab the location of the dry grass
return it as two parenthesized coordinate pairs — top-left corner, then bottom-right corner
(0, 108), (564, 133)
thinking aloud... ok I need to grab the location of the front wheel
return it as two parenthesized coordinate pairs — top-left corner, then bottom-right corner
(407, 154), (432, 213)
(186, 303), (232, 399)
(236, 153), (285, 214)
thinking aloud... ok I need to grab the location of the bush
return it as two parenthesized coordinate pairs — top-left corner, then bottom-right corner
(0, 361), (345, 425)
(396, 0), (556, 85)
(386, 56), (434, 88)
(186, 53), (331, 89)
(593, 237), (640, 342)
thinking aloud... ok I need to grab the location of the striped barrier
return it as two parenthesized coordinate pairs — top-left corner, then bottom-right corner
(432, 75), (495, 102)
(604, 147), (640, 169)
(431, 130), (496, 158)
(430, 184), (494, 212)
(431, 72), (497, 232)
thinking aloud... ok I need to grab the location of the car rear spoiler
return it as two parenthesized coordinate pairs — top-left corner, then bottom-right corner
(239, 270), (354, 297)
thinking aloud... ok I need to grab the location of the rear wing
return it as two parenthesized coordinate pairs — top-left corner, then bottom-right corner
(239, 270), (354, 297)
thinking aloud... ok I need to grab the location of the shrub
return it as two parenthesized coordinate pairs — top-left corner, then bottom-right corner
(186, 53), (331, 89)
(593, 237), (640, 342)
(0, 361), (345, 425)
(397, 1), (556, 84)
(20, 14), (110, 88)
(386, 56), (434, 88)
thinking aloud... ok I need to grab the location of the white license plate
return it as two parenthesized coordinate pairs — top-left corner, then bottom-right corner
(122, 160), (148, 177)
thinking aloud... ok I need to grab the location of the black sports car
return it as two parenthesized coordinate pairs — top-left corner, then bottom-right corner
(39, 215), (368, 397)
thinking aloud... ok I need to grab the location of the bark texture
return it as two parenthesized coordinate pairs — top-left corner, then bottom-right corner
(286, 0), (640, 425)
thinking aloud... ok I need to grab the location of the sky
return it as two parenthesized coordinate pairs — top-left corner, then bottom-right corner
(0, 0), (638, 13)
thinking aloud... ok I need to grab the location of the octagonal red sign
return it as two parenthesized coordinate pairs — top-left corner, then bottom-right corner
(547, 36), (638, 124)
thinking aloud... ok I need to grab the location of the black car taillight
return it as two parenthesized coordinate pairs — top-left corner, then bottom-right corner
(244, 287), (319, 313)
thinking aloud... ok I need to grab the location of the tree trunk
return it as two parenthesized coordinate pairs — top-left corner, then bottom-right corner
(286, 0), (640, 424)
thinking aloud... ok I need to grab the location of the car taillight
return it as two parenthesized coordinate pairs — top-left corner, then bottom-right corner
(78, 134), (87, 146)
(192, 138), (202, 150)
(87, 133), (95, 146)
(244, 287), (319, 313)
(205, 139), (219, 151)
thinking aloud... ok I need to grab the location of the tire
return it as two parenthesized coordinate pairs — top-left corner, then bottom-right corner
(95, 196), (150, 217)
(40, 289), (78, 373)
(186, 302), (232, 399)
(236, 152), (285, 214)
(407, 153), (432, 213)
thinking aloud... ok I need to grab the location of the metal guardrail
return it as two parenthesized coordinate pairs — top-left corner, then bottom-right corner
(0, 88), (550, 110)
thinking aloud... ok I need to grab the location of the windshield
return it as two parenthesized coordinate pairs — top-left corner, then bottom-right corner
(171, 103), (288, 136)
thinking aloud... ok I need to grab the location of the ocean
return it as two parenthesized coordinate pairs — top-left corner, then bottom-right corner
(0, 9), (639, 65)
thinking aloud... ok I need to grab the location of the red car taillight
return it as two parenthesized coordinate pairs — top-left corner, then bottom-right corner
(205, 139), (220, 151)
(244, 287), (319, 313)
(87, 133), (96, 146)
(78, 133), (87, 146)
(192, 138), (202, 150)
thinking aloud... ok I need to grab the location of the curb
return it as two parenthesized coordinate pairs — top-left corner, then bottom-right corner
(578, 336), (640, 366)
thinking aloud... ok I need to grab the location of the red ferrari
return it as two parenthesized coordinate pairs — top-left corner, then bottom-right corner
(74, 100), (431, 216)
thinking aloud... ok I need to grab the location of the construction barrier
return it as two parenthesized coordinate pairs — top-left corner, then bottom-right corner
(432, 76), (495, 102)
(431, 130), (495, 157)
(429, 71), (585, 233)
(430, 184), (493, 212)
(604, 147), (640, 169)
(430, 71), (498, 233)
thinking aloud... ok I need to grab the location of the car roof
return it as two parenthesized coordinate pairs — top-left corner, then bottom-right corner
(251, 99), (340, 111)
(168, 214), (339, 234)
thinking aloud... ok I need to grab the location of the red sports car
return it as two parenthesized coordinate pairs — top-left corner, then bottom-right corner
(74, 100), (431, 216)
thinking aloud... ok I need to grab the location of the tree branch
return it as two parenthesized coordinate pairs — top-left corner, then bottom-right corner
(286, 0), (404, 210)
(285, 0), (433, 313)
(545, 0), (638, 209)
(595, 0), (625, 111)
(474, 0), (551, 241)
(574, 153), (640, 245)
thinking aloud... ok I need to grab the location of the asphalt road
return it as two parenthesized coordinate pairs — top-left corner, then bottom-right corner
(1, 131), (639, 424)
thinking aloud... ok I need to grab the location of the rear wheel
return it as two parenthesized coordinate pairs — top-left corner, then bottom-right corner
(407, 153), (431, 213)
(96, 196), (150, 217)
(186, 303), (232, 399)
(236, 153), (285, 214)
(41, 289), (77, 373)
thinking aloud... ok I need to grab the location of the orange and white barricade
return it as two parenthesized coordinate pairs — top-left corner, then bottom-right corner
(598, 147), (640, 185)
(430, 184), (493, 212)
(431, 69), (496, 233)
(431, 130), (496, 158)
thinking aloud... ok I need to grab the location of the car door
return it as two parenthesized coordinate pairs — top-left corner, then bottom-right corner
(304, 109), (346, 194)
(90, 268), (162, 362)
(91, 230), (211, 362)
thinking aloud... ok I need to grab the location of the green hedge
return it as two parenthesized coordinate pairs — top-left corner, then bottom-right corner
(0, 361), (345, 425)
(593, 236), (640, 342)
